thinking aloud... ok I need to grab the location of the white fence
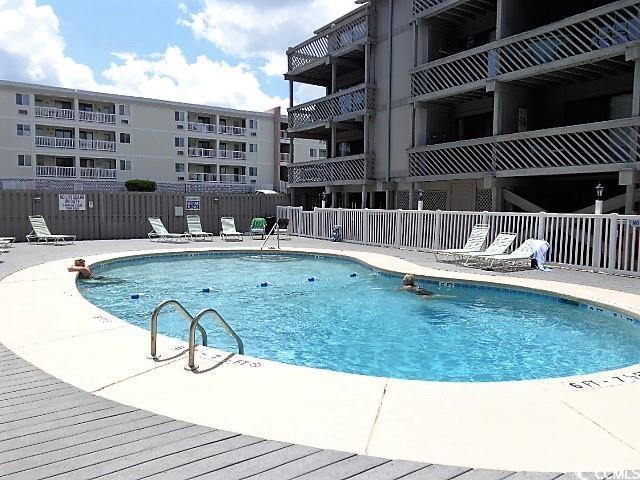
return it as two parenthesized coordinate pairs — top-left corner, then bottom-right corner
(277, 206), (640, 276)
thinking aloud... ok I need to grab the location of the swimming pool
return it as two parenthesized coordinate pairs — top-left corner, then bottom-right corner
(78, 252), (640, 382)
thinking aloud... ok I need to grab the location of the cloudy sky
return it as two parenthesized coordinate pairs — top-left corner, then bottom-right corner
(0, 0), (356, 110)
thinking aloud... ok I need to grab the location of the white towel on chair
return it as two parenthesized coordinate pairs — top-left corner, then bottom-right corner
(526, 239), (551, 271)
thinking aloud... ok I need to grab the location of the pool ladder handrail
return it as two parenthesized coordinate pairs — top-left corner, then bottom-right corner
(260, 221), (280, 255)
(149, 300), (244, 371)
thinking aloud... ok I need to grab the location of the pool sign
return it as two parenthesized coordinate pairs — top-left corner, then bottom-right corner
(186, 196), (200, 211)
(631, 219), (640, 229)
(58, 194), (86, 211)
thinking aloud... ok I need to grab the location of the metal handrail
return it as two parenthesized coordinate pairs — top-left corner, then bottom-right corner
(260, 222), (280, 254)
(187, 308), (244, 370)
(149, 300), (208, 360)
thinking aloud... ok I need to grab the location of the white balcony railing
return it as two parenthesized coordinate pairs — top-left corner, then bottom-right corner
(36, 166), (76, 178)
(219, 125), (247, 136)
(219, 174), (247, 184)
(232, 151), (247, 160)
(79, 168), (117, 179)
(34, 106), (75, 121)
(78, 111), (116, 124)
(280, 130), (290, 142)
(188, 147), (217, 158)
(35, 136), (75, 149)
(409, 117), (640, 178)
(188, 172), (217, 183)
(411, 0), (640, 99)
(187, 122), (217, 134)
(310, 156), (328, 162)
(78, 139), (116, 152)
(289, 83), (375, 130)
(280, 153), (291, 162)
(288, 154), (375, 185)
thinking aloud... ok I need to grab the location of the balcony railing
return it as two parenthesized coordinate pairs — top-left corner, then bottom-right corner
(36, 166), (76, 178)
(188, 172), (217, 183)
(288, 154), (374, 185)
(78, 139), (116, 152)
(287, 7), (373, 73)
(411, 0), (640, 99)
(35, 136), (75, 149)
(280, 130), (290, 142)
(188, 147), (217, 158)
(280, 153), (291, 162)
(34, 106), (75, 121)
(219, 174), (247, 184)
(79, 168), (117, 179)
(219, 125), (246, 136)
(188, 122), (217, 134)
(218, 150), (246, 160)
(409, 118), (640, 178)
(289, 84), (375, 130)
(78, 111), (116, 124)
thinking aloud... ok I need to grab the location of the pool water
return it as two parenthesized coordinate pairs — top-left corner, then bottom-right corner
(78, 253), (640, 382)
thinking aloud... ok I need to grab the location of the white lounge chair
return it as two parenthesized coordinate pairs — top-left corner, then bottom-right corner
(432, 224), (490, 261)
(481, 239), (549, 269)
(220, 217), (243, 241)
(148, 217), (189, 243)
(26, 216), (76, 245)
(186, 215), (213, 241)
(0, 237), (15, 248)
(458, 232), (518, 265)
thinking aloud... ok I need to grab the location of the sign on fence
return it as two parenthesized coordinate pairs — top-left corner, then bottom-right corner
(58, 194), (86, 211)
(186, 196), (201, 211)
(632, 219), (640, 229)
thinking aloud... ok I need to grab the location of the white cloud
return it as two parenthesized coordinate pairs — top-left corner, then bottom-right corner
(0, 0), (288, 111)
(178, 0), (359, 77)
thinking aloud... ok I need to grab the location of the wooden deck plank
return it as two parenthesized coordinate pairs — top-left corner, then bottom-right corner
(141, 440), (291, 480)
(195, 444), (320, 480)
(0, 371), (54, 389)
(506, 472), (563, 480)
(245, 450), (357, 480)
(348, 460), (431, 479)
(293, 455), (391, 479)
(0, 382), (72, 402)
(454, 469), (515, 480)
(401, 464), (472, 480)
(0, 391), (93, 415)
(0, 377), (61, 395)
(0, 400), (117, 432)
(0, 409), (154, 456)
(0, 366), (39, 378)
(66, 430), (245, 480)
(6, 424), (210, 480)
(0, 385), (78, 407)
(0, 395), (106, 424)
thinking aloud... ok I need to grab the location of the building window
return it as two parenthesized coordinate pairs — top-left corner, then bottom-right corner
(310, 148), (317, 157)
(249, 119), (257, 129)
(174, 137), (185, 148)
(119, 160), (132, 171)
(15, 94), (30, 106)
(249, 144), (257, 153)
(175, 111), (185, 122)
(249, 167), (258, 177)
(16, 124), (31, 136)
(118, 104), (130, 116)
(17, 154), (32, 167)
(175, 163), (185, 173)
(119, 133), (131, 143)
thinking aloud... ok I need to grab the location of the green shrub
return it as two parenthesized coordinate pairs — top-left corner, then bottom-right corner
(125, 179), (157, 192)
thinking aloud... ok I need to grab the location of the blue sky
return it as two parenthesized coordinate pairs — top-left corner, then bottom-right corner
(0, 0), (354, 110)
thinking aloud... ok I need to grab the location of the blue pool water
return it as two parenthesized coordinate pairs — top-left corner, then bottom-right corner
(78, 253), (640, 382)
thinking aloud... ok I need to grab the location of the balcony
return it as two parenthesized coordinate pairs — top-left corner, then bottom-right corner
(280, 130), (290, 142)
(78, 111), (116, 124)
(280, 153), (291, 163)
(288, 154), (375, 186)
(35, 136), (75, 149)
(188, 147), (217, 158)
(219, 174), (247, 184)
(188, 122), (217, 134)
(79, 168), (117, 179)
(413, 0), (497, 21)
(288, 84), (375, 131)
(287, 6), (374, 77)
(408, 117), (640, 179)
(34, 106), (75, 121)
(411, 1), (640, 102)
(78, 139), (116, 152)
(219, 125), (246, 136)
(36, 166), (76, 178)
(188, 172), (217, 183)
(218, 150), (246, 160)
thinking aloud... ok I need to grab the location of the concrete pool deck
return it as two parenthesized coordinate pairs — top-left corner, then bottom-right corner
(1, 238), (639, 473)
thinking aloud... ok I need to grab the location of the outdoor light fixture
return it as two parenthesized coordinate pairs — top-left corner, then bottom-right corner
(417, 188), (424, 211)
(594, 183), (604, 215)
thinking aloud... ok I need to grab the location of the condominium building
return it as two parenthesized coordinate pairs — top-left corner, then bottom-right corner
(286, 0), (640, 214)
(0, 81), (322, 193)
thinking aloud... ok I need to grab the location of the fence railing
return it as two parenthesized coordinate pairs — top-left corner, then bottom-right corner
(36, 166), (77, 178)
(188, 172), (217, 183)
(189, 147), (217, 158)
(78, 139), (117, 152)
(287, 154), (375, 185)
(411, 0), (640, 98)
(35, 136), (75, 149)
(34, 106), (75, 121)
(276, 206), (640, 276)
(78, 111), (116, 124)
(409, 117), (640, 178)
(79, 168), (117, 179)
(288, 83), (375, 130)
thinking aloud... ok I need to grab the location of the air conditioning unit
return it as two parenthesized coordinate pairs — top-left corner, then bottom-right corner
(177, 124), (184, 130)
(177, 150), (184, 156)
(177, 175), (185, 181)
(18, 109), (28, 115)
(250, 179), (256, 184)
(250, 132), (257, 137)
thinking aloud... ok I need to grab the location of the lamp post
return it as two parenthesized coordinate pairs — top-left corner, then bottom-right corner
(321, 192), (328, 209)
(595, 183), (605, 215)
(417, 189), (424, 211)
